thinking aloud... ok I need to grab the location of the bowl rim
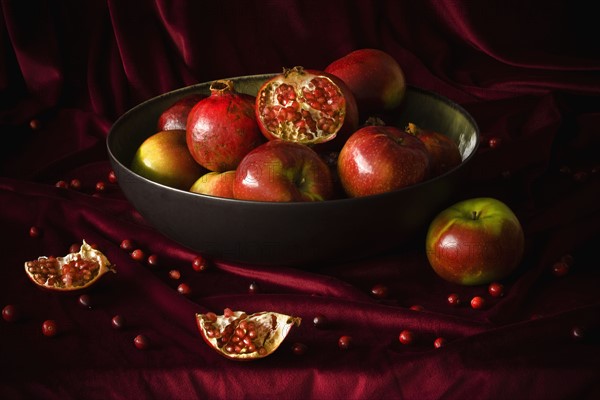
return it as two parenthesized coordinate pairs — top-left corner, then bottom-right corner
(106, 75), (480, 208)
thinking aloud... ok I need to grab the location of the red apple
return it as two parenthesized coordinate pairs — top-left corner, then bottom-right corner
(325, 48), (406, 120)
(425, 197), (525, 285)
(131, 130), (206, 190)
(233, 140), (334, 202)
(190, 171), (236, 198)
(337, 124), (430, 197)
(157, 94), (205, 131)
(406, 122), (462, 177)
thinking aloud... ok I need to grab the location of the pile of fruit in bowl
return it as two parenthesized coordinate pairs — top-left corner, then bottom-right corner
(107, 48), (480, 266)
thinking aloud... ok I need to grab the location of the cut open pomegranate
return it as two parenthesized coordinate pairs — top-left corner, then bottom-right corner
(196, 308), (301, 360)
(256, 66), (358, 146)
(24, 240), (115, 291)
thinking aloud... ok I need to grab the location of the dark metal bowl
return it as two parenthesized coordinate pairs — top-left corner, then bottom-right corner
(107, 74), (479, 267)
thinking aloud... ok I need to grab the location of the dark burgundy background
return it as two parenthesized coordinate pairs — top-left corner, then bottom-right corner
(1, 1), (599, 399)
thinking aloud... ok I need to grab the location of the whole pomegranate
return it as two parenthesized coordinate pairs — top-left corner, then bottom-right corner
(325, 48), (406, 120)
(187, 80), (265, 172)
(255, 66), (358, 150)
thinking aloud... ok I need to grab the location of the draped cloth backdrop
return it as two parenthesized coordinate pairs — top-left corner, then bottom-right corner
(1, 1), (599, 399)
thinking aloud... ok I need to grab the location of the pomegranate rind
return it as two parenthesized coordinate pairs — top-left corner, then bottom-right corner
(256, 66), (357, 146)
(196, 310), (301, 360)
(24, 240), (115, 291)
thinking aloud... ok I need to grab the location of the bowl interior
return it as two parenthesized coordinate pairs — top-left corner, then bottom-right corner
(107, 74), (479, 266)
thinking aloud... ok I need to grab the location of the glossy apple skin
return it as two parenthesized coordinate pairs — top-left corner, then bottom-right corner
(157, 94), (205, 131)
(337, 125), (430, 197)
(425, 197), (525, 285)
(325, 48), (406, 120)
(130, 130), (205, 190)
(233, 140), (334, 202)
(190, 171), (235, 198)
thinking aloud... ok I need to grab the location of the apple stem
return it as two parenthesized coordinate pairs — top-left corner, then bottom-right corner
(472, 211), (480, 220)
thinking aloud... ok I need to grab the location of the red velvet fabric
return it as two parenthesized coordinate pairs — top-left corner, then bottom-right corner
(1, 1), (599, 399)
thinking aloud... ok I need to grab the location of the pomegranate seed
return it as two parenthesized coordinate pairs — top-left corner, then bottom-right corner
(134, 334), (150, 350)
(398, 330), (415, 345)
(78, 294), (93, 309)
(69, 243), (81, 253)
(223, 308), (234, 318)
(120, 239), (135, 252)
(111, 315), (126, 329)
(69, 178), (82, 190)
(248, 281), (260, 294)
(177, 283), (192, 296)
(55, 180), (68, 189)
(95, 181), (106, 192)
(29, 226), (42, 238)
(108, 170), (118, 184)
(338, 335), (352, 350)
(434, 337), (447, 348)
(488, 282), (505, 298)
(169, 269), (181, 280)
(572, 325), (586, 341)
(42, 320), (58, 337)
(291, 342), (308, 356)
(192, 256), (208, 272)
(552, 261), (570, 277)
(131, 249), (145, 262)
(313, 314), (329, 329)
(409, 305), (425, 312)
(488, 137), (502, 148)
(147, 254), (159, 267)
(470, 296), (486, 310)
(370, 283), (389, 299)
(29, 118), (41, 130)
(2, 305), (20, 322)
(447, 293), (462, 307)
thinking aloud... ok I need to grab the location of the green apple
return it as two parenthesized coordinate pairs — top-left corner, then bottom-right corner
(425, 197), (525, 285)
(131, 130), (205, 190)
(190, 171), (236, 198)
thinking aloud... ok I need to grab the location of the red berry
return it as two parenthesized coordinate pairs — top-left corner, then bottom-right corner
(248, 281), (260, 294)
(111, 315), (126, 329)
(169, 269), (181, 280)
(470, 296), (486, 310)
(55, 180), (68, 189)
(313, 314), (329, 329)
(551, 261), (570, 277)
(120, 239), (135, 252)
(291, 342), (308, 356)
(177, 283), (192, 296)
(398, 330), (415, 345)
(42, 320), (58, 337)
(108, 170), (118, 184)
(78, 294), (93, 309)
(434, 337), (447, 348)
(69, 243), (81, 253)
(95, 181), (106, 192)
(447, 293), (461, 307)
(370, 283), (389, 299)
(131, 249), (145, 262)
(2, 305), (20, 322)
(488, 282), (504, 298)
(192, 256), (208, 272)
(134, 334), (149, 350)
(29, 119), (41, 130)
(29, 226), (42, 238)
(338, 335), (352, 350)
(488, 137), (502, 148)
(69, 178), (82, 190)
(409, 305), (425, 312)
(147, 254), (159, 267)
(572, 326), (586, 341)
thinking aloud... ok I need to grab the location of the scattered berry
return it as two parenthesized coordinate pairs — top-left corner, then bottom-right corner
(409, 305), (424, 312)
(470, 296), (486, 310)
(95, 181), (106, 192)
(42, 320), (59, 337)
(291, 342), (308, 356)
(433, 337), (447, 348)
(29, 226), (42, 238)
(108, 170), (118, 184)
(55, 180), (68, 189)
(29, 119), (41, 130)
(169, 269), (181, 280)
(120, 239), (135, 252)
(447, 293), (461, 307)
(571, 326), (586, 341)
(551, 261), (570, 277)
(2, 305), (20, 322)
(69, 178), (82, 190)
(111, 315), (126, 329)
(248, 281), (260, 294)
(192, 256), (208, 272)
(134, 334), (150, 350)
(177, 283), (192, 296)
(313, 314), (329, 329)
(370, 283), (389, 299)
(338, 335), (352, 350)
(131, 249), (146, 262)
(398, 330), (415, 345)
(78, 294), (93, 309)
(147, 254), (159, 267)
(488, 282), (504, 298)
(488, 137), (502, 148)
